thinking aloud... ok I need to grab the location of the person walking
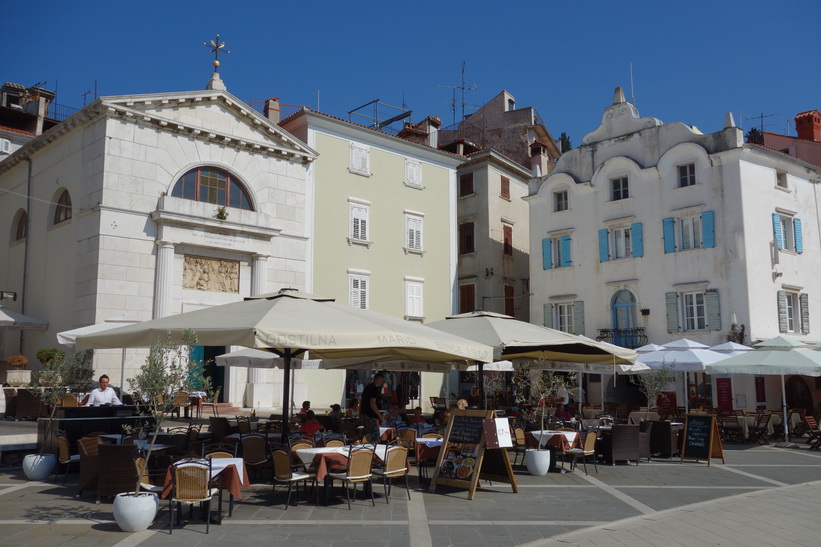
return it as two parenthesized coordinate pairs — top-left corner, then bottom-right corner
(361, 373), (384, 442)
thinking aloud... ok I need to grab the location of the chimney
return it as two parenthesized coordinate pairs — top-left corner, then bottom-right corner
(529, 141), (548, 177)
(795, 110), (821, 142)
(264, 98), (281, 124)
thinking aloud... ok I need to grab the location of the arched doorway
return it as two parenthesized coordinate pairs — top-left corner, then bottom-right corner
(785, 376), (814, 416)
(611, 290), (637, 347)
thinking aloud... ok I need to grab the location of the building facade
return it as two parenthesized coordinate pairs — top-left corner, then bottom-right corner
(528, 88), (821, 413)
(1, 87), (317, 408)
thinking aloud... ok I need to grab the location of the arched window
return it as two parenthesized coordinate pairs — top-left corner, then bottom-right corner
(53, 190), (72, 225)
(611, 290), (638, 347)
(171, 167), (253, 211)
(14, 211), (27, 241)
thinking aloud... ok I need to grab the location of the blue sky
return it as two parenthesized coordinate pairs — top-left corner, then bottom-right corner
(7, 1), (819, 146)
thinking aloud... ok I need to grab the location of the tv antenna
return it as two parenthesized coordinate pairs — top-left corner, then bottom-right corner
(438, 60), (477, 126)
(739, 112), (778, 133)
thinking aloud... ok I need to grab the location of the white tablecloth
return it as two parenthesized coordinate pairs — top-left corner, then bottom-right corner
(416, 438), (443, 448)
(295, 445), (388, 467)
(529, 430), (578, 448)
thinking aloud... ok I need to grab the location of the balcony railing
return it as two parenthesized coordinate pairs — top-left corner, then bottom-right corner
(46, 102), (79, 122)
(596, 328), (647, 349)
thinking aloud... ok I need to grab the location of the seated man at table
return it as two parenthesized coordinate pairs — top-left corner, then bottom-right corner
(408, 407), (427, 425)
(553, 403), (572, 422)
(383, 403), (406, 428)
(85, 374), (123, 407)
(298, 400), (311, 416)
(328, 404), (342, 430)
(299, 410), (324, 436)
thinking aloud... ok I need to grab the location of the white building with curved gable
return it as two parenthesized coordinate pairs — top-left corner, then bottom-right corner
(527, 88), (821, 413)
(0, 87), (317, 407)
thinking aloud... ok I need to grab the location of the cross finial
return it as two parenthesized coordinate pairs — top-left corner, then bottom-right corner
(203, 34), (230, 73)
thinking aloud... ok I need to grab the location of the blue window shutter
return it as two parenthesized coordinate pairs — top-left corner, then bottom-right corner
(631, 223), (644, 257)
(598, 229), (609, 262)
(560, 235), (572, 267)
(705, 291), (721, 331)
(794, 218), (803, 254)
(663, 218), (676, 253)
(573, 300), (585, 336)
(543, 303), (554, 328)
(666, 292), (679, 333)
(701, 211), (715, 248)
(772, 213), (783, 249)
(542, 238), (552, 269)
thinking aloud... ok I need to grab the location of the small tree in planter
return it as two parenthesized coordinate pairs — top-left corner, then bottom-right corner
(113, 330), (208, 532)
(24, 350), (94, 480)
(36, 348), (65, 368)
(636, 364), (676, 420)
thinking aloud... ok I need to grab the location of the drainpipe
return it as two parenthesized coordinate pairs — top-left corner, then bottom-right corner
(18, 158), (33, 352)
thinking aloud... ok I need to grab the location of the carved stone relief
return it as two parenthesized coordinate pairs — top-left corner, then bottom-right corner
(183, 255), (239, 293)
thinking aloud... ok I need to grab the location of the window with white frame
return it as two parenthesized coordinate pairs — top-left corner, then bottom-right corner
(543, 300), (585, 335)
(663, 212), (715, 253)
(778, 291), (809, 334)
(680, 216), (702, 250)
(612, 227), (632, 259)
(541, 235), (572, 269)
(350, 143), (370, 175)
(554, 190), (568, 212)
(682, 291), (707, 331)
(678, 163), (696, 187)
(349, 272), (369, 309)
(610, 177), (629, 201)
(405, 213), (423, 252)
(405, 160), (422, 187)
(555, 302), (574, 333)
(405, 279), (424, 319)
(773, 213), (802, 253)
(349, 200), (370, 242)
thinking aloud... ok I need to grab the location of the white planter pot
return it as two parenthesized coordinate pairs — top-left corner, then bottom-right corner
(23, 453), (56, 481)
(113, 492), (159, 532)
(525, 448), (551, 476)
(6, 369), (31, 387)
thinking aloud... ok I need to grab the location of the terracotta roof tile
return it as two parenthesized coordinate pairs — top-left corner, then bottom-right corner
(0, 124), (35, 136)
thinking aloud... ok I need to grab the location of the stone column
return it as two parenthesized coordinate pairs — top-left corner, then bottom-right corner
(251, 254), (268, 296)
(153, 241), (175, 319)
(247, 254), (272, 397)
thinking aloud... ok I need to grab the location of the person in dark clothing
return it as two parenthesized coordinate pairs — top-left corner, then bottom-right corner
(361, 373), (384, 441)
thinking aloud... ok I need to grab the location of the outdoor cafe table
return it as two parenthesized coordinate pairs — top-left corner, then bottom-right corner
(415, 437), (443, 463)
(629, 411), (660, 424)
(735, 413), (800, 439)
(526, 430), (581, 472)
(294, 445), (390, 482)
(161, 457), (249, 500)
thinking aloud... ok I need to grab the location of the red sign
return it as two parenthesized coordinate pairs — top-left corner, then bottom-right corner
(716, 378), (733, 412)
(755, 376), (766, 403)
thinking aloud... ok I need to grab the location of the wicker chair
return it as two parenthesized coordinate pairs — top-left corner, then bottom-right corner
(327, 446), (375, 510)
(241, 434), (270, 480)
(271, 449), (316, 510)
(169, 458), (219, 534)
(324, 438), (345, 448)
(648, 421), (680, 458)
(202, 443), (237, 458)
(135, 455), (164, 494)
(396, 428), (416, 458)
(76, 437), (103, 498)
(236, 416), (252, 435)
(54, 430), (80, 485)
(511, 427), (527, 467)
(598, 425), (640, 466)
(208, 417), (232, 443)
(371, 445), (410, 503)
(639, 422), (653, 462)
(170, 391), (191, 419)
(97, 444), (139, 502)
(201, 387), (221, 417)
(565, 431), (598, 475)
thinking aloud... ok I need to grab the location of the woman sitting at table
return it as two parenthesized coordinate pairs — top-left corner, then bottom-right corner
(553, 403), (572, 422)
(298, 400), (311, 416)
(299, 410), (324, 436)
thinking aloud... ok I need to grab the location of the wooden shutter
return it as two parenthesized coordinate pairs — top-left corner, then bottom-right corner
(542, 238), (552, 269)
(777, 291), (788, 333)
(598, 229), (610, 262)
(631, 223), (644, 257)
(705, 291), (721, 331)
(666, 292), (679, 333)
(663, 218), (676, 253)
(794, 218), (803, 254)
(772, 213), (784, 249)
(501, 176), (510, 199)
(351, 144), (369, 174)
(560, 235), (572, 267)
(543, 303), (554, 328)
(459, 172), (474, 196)
(459, 223), (474, 254)
(504, 285), (515, 316)
(503, 224), (513, 256)
(701, 211), (715, 248)
(573, 300), (585, 336)
(459, 284), (475, 313)
(800, 293), (810, 334)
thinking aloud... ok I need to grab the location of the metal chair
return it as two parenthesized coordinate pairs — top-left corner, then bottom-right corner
(201, 388), (221, 417)
(327, 445), (375, 510)
(271, 448), (316, 510)
(565, 431), (598, 475)
(371, 445), (410, 503)
(54, 430), (79, 485)
(169, 458), (219, 534)
(241, 434), (270, 480)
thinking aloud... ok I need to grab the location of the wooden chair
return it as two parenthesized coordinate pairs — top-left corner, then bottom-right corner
(371, 445), (410, 503)
(327, 446), (375, 510)
(803, 415), (821, 449)
(565, 431), (598, 475)
(748, 413), (771, 445)
(201, 387), (221, 417)
(271, 449), (316, 510)
(54, 430), (79, 485)
(76, 437), (103, 498)
(169, 458), (219, 534)
(718, 415), (743, 444)
(396, 428), (416, 458)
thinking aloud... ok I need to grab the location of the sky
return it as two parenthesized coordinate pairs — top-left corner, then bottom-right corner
(6, 1), (819, 147)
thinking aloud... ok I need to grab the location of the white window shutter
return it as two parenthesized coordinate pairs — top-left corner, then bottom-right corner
(406, 161), (421, 186)
(800, 293), (810, 334)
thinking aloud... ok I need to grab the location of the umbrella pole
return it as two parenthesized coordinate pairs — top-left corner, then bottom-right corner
(781, 374), (789, 442)
(281, 349), (292, 442)
(478, 363), (485, 410)
(120, 347), (127, 392)
(683, 372), (689, 413)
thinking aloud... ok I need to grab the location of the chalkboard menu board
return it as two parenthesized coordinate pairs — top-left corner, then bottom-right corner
(680, 414), (724, 466)
(449, 415), (485, 443)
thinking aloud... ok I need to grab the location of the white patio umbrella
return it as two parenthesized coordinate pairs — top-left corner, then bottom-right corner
(75, 288), (493, 435)
(636, 343), (665, 353)
(0, 306), (48, 331)
(704, 335), (821, 441)
(709, 341), (754, 357)
(57, 315), (141, 389)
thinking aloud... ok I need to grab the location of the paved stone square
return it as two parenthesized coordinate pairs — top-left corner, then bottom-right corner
(2, 437), (821, 546)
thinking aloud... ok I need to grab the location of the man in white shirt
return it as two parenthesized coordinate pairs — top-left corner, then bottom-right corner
(85, 375), (122, 406)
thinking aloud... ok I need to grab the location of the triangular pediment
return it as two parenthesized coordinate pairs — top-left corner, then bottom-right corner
(100, 90), (317, 162)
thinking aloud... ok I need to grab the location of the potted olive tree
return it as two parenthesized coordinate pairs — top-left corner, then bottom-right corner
(514, 364), (577, 475)
(112, 330), (208, 532)
(24, 350), (94, 480)
(636, 364), (676, 420)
